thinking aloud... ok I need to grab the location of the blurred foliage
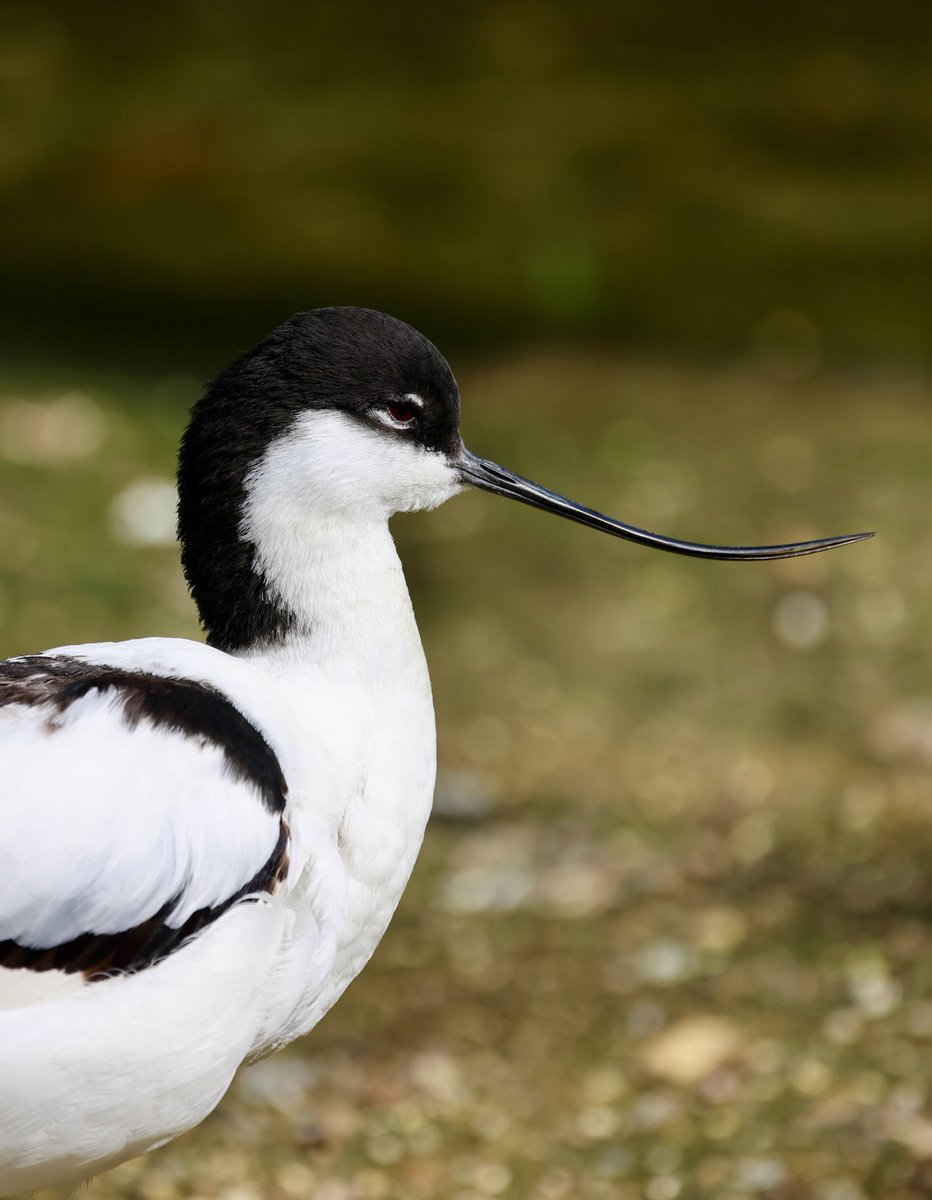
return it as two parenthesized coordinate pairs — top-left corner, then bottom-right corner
(1, 0), (931, 364)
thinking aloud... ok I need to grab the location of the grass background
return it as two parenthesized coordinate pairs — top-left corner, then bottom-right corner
(2, 3), (932, 1197)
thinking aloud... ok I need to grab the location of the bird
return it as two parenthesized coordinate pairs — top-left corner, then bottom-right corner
(0, 306), (871, 1195)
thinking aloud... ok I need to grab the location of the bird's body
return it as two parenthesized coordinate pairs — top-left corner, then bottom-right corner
(0, 308), (869, 1195)
(1, 620), (435, 1192)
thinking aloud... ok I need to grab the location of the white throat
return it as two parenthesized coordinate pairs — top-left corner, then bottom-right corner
(238, 409), (462, 663)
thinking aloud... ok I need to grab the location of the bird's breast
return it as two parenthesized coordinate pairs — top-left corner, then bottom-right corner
(250, 644), (438, 1045)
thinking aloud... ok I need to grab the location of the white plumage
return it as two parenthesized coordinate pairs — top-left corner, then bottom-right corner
(0, 308), (869, 1195)
(1, 607), (435, 1192)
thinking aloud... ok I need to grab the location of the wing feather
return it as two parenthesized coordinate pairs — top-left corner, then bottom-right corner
(0, 655), (289, 982)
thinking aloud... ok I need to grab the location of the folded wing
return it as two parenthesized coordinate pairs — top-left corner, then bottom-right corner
(0, 655), (289, 988)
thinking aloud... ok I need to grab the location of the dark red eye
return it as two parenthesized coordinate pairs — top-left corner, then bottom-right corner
(386, 401), (419, 425)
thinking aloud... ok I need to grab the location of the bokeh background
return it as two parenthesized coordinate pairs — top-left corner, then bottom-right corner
(2, 3), (932, 1198)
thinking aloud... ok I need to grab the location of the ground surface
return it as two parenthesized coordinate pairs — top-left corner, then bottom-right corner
(1, 353), (931, 1199)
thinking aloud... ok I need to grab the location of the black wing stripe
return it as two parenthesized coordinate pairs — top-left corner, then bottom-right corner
(0, 655), (287, 814)
(0, 821), (290, 981)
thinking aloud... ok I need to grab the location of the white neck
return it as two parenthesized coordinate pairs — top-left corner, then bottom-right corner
(234, 407), (462, 675)
(236, 507), (435, 830)
(237, 511), (438, 1031)
(240, 515), (423, 683)
(235, 414), (441, 821)
(230, 404), (463, 842)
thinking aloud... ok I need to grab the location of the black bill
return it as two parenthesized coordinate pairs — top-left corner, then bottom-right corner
(457, 450), (873, 562)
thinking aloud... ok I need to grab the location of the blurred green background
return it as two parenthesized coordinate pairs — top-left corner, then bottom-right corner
(3, 3), (932, 1199)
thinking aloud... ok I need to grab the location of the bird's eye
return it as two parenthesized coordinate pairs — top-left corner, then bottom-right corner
(385, 400), (419, 426)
